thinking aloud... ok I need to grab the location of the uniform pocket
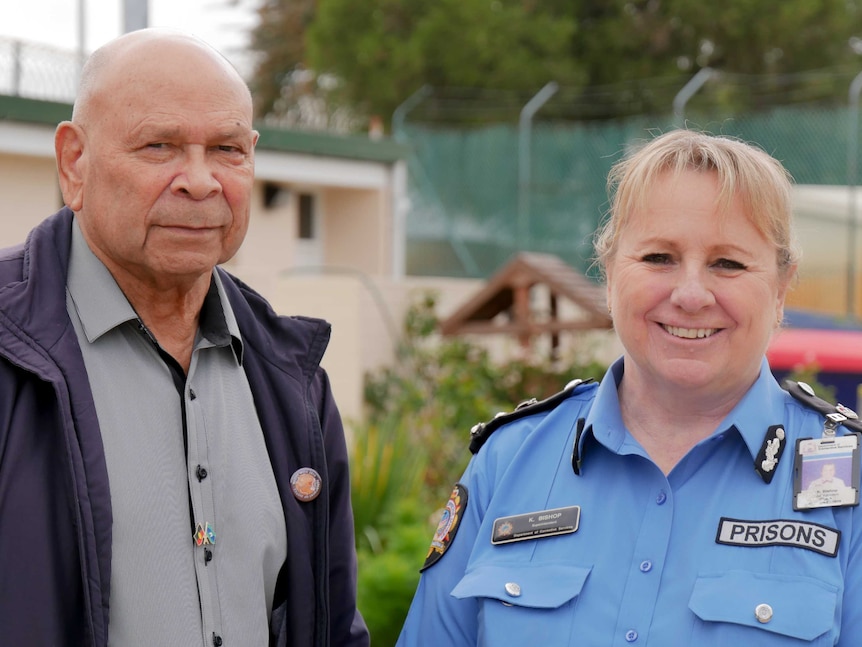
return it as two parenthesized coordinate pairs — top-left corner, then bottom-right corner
(689, 570), (838, 643)
(451, 563), (591, 646)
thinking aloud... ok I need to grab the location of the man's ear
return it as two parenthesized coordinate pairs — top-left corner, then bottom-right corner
(55, 121), (86, 211)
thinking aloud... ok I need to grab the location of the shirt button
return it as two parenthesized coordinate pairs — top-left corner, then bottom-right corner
(196, 465), (208, 481)
(504, 582), (521, 597)
(639, 560), (653, 573)
(625, 629), (638, 642)
(755, 603), (773, 623)
(656, 490), (667, 505)
(212, 634), (223, 646)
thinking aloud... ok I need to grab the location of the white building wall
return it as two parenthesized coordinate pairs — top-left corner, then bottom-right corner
(0, 153), (62, 246)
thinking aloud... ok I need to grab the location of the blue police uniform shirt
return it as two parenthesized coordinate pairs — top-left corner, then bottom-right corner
(396, 358), (862, 646)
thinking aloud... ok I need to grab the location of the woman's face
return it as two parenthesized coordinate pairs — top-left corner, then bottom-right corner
(606, 169), (792, 400)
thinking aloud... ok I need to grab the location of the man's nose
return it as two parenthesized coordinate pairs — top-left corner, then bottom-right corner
(171, 148), (221, 200)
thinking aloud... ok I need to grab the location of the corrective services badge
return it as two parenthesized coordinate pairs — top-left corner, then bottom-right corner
(421, 483), (469, 571)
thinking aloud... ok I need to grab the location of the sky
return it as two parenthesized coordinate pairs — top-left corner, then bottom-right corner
(0, 0), (261, 73)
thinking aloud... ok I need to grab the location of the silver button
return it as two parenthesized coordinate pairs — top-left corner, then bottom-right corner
(504, 582), (521, 597)
(798, 381), (815, 397)
(755, 603), (773, 623)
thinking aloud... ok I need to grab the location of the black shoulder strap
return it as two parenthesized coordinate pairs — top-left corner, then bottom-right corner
(469, 378), (594, 454)
(782, 379), (862, 434)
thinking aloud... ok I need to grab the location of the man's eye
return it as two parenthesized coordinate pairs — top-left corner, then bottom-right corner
(146, 143), (167, 149)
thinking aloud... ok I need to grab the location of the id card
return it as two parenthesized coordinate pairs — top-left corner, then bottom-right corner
(794, 435), (860, 510)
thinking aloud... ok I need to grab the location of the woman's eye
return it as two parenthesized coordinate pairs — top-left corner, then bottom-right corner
(642, 253), (671, 264)
(714, 258), (747, 270)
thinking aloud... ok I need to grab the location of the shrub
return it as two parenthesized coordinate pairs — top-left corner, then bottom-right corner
(355, 502), (433, 647)
(351, 290), (609, 643)
(363, 290), (606, 495)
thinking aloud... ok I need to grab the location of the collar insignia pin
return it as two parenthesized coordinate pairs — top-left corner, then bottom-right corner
(754, 425), (786, 484)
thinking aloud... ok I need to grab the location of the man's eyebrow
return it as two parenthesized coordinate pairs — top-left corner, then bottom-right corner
(131, 124), (182, 141)
(131, 121), (253, 141)
(214, 125), (254, 140)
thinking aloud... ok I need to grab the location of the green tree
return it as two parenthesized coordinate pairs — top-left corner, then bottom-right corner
(250, 0), (580, 125)
(249, 0), (316, 118)
(309, 0), (580, 120)
(249, 0), (862, 128)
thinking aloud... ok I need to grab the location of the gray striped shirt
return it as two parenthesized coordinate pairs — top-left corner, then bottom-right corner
(65, 220), (287, 646)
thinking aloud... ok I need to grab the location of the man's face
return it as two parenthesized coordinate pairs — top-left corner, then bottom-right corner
(69, 44), (258, 290)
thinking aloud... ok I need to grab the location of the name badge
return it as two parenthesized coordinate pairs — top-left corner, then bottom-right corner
(491, 506), (580, 545)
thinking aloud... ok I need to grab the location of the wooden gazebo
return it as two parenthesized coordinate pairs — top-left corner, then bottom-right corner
(438, 252), (612, 355)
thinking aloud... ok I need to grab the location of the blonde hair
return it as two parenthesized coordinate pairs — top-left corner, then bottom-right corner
(594, 129), (800, 280)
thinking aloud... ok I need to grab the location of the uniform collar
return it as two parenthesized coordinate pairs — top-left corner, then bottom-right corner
(720, 358), (788, 462)
(577, 356), (785, 467)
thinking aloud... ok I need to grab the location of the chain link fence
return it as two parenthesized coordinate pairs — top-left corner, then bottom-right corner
(398, 76), (862, 290)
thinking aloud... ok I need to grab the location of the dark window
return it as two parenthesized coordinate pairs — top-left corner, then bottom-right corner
(298, 193), (315, 239)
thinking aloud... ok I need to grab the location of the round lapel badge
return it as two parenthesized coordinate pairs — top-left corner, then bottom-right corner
(290, 467), (322, 502)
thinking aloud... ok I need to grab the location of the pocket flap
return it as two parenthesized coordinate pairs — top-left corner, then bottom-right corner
(689, 571), (837, 641)
(451, 563), (591, 609)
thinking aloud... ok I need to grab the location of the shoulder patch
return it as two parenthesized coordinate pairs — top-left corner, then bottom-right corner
(421, 483), (468, 572)
(468, 378), (595, 454)
(783, 380), (862, 435)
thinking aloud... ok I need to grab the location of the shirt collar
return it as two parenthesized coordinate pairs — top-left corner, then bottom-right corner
(67, 218), (137, 341)
(578, 356), (786, 464)
(580, 357), (630, 456)
(66, 218), (243, 364)
(720, 358), (788, 461)
(205, 270), (244, 365)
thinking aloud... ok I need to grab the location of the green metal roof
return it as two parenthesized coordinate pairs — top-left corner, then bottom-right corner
(0, 94), (71, 124)
(0, 94), (409, 163)
(255, 125), (409, 163)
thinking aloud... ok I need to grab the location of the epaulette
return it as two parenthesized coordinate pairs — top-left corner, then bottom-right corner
(783, 380), (862, 435)
(468, 378), (595, 454)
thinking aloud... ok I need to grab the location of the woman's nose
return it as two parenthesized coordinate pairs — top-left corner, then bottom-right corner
(669, 270), (716, 312)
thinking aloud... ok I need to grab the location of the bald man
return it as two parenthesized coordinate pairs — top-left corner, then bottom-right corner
(0, 29), (368, 647)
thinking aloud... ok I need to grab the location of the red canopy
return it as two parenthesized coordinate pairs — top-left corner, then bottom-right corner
(768, 328), (862, 373)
